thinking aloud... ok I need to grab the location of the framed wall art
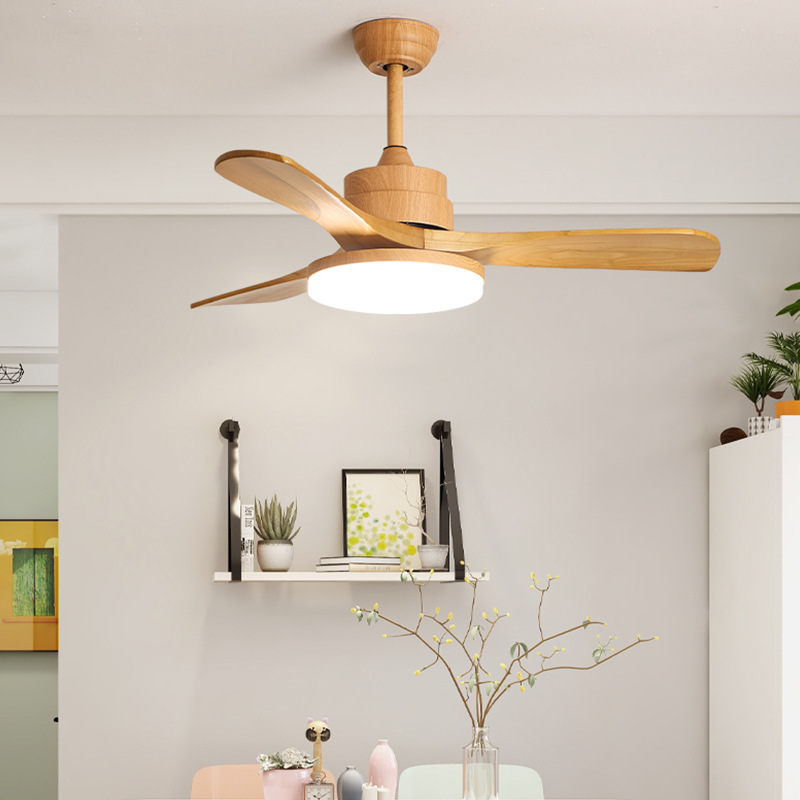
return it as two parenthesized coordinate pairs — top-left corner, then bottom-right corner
(342, 469), (425, 569)
(0, 520), (59, 651)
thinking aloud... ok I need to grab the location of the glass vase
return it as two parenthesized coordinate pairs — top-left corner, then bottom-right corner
(463, 727), (498, 800)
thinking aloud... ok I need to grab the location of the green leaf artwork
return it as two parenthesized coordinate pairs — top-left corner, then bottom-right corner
(344, 471), (425, 568)
(12, 548), (55, 617)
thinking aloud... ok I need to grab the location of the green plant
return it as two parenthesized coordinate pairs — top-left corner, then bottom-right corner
(257, 747), (317, 772)
(746, 331), (800, 401)
(777, 281), (800, 320)
(254, 495), (300, 541)
(351, 566), (656, 728)
(730, 362), (784, 416)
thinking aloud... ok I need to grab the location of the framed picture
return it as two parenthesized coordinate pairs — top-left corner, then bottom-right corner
(0, 520), (59, 652)
(342, 469), (425, 568)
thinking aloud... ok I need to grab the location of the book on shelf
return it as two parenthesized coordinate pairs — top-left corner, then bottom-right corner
(241, 503), (255, 572)
(318, 555), (401, 565)
(315, 563), (404, 573)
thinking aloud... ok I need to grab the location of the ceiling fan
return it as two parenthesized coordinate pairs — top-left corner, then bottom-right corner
(192, 18), (720, 315)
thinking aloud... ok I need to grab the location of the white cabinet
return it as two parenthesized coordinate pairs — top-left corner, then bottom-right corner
(709, 417), (800, 800)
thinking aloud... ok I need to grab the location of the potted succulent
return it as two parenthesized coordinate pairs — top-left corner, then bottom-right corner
(254, 495), (301, 572)
(730, 362), (784, 435)
(745, 331), (800, 417)
(257, 747), (317, 800)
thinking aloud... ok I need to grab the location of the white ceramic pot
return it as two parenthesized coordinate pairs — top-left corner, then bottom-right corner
(418, 543), (449, 570)
(256, 540), (294, 572)
(748, 416), (773, 436)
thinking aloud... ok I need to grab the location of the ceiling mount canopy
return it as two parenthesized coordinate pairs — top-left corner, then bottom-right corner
(192, 17), (721, 315)
(351, 17), (439, 77)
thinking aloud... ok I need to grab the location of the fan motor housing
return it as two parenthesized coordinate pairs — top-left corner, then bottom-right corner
(344, 146), (453, 230)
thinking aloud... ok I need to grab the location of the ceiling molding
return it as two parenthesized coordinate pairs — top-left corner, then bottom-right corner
(0, 363), (58, 391)
(5, 202), (800, 217)
(2, 116), (800, 215)
(0, 347), (58, 364)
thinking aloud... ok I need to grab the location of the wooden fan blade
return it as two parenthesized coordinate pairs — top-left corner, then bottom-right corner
(215, 151), (423, 251)
(191, 268), (308, 308)
(422, 227), (720, 272)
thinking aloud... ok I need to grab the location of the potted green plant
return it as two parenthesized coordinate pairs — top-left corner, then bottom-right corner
(730, 362), (784, 435)
(257, 747), (317, 800)
(745, 331), (800, 417)
(254, 495), (300, 572)
(777, 281), (800, 320)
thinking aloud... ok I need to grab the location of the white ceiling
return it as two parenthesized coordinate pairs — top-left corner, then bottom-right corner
(3, 0), (799, 117)
(2, 0), (798, 390)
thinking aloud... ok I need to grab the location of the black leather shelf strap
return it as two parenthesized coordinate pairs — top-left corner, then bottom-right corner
(432, 420), (465, 580)
(220, 419), (242, 581)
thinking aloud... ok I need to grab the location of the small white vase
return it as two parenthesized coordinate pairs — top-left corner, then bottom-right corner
(256, 540), (294, 571)
(748, 416), (773, 437)
(418, 544), (449, 570)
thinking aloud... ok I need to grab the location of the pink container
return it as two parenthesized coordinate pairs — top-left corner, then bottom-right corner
(368, 739), (398, 800)
(262, 767), (314, 800)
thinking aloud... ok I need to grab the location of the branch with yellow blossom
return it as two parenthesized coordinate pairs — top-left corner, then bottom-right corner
(350, 565), (657, 728)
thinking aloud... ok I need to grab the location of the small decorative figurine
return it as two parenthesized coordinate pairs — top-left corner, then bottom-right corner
(304, 718), (334, 800)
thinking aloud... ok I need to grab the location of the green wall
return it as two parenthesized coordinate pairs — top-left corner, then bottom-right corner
(0, 392), (58, 800)
(0, 393), (58, 518)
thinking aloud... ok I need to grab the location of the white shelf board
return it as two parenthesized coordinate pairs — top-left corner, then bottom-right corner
(213, 571), (488, 583)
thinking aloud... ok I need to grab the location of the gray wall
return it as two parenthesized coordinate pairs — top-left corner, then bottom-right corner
(58, 214), (798, 800)
(0, 391), (58, 800)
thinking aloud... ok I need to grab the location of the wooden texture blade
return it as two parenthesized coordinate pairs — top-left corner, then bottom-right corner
(422, 227), (721, 272)
(191, 268), (308, 308)
(215, 150), (423, 251)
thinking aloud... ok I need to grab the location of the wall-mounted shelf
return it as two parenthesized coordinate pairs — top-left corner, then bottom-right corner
(213, 571), (488, 583)
(216, 418), (468, 583)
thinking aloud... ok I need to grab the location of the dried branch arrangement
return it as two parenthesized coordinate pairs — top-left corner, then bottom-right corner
(352, 566), (657, 727)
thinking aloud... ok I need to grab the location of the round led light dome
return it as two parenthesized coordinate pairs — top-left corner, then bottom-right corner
(307, 249), (484, 314)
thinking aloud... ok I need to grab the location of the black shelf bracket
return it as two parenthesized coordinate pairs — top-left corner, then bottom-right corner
(432, 420), (465, 581)
(220, 419), (242, 582)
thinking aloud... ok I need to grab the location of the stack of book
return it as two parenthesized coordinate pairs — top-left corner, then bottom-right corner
(315, 556), (403, 572)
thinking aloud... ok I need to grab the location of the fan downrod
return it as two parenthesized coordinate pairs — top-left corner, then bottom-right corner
(346, 19), (452, 231)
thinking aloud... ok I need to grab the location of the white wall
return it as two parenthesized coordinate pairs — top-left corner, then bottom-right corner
(58, 213), (800, 800)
